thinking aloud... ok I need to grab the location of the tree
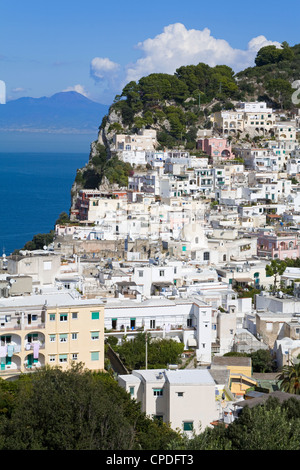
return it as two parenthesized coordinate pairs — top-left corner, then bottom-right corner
(251, 349), (275, 373)
(265, 259), (287, 292)
(115, 333), (184, 371)
(255, 45), (282, 66)
(277, 361), (300, 394)
(55, 211), (70, 225)
(225, 398), (300, 450)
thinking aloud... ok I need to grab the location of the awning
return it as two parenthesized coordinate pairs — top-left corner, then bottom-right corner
(152, 282), (173, 287)
(235, 277), (254, 283)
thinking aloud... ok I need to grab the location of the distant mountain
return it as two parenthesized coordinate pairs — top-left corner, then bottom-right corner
(0, 91), (109, 133)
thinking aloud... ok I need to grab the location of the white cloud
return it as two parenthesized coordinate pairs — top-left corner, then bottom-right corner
(124, 23), (282, 83)
(247, 35), (282, 52)
(62, 84), (89, 97)
(90, 57), (120, 80)
(11, 87), (26, 93)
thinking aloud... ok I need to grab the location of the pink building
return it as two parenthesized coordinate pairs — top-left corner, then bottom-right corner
(197, 137), (234, 160)
(257, 231), (300, 260)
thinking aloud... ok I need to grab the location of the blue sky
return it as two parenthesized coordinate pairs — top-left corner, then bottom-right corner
(1, 0), (299, 105)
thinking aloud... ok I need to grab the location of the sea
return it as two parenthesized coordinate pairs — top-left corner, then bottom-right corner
(0, 151), (89, 255)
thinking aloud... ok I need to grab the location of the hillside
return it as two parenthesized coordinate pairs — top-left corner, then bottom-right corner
(0, 91), (109, 133)
(97, 42), (300, 150)
(71, 42), (300, 194)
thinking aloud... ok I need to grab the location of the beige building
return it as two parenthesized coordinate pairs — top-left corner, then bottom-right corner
(0, 292), (104, 378)
(118, 368), (217, 434)
(113, 129), (157, 153)
(213, 102), (276, 136)
(7, 252), (61, 287)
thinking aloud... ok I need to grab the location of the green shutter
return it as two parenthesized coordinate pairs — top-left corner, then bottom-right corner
(183, 421), (193, 431)
(91, 351), (99, 361)
(91, 312), (99, 320)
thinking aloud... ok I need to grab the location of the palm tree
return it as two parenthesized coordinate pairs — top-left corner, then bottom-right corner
(277, 361), (300, 394)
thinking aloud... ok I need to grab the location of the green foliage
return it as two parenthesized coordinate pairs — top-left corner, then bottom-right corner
(77, 143), (133, 190)
(115, 333), (184, 371)
(23, 231), (55, 251)
(255, 44), (294, 66)
(251, 349), (276, 373)
(265, 259), (287, 291)
(225, 398), (300, 450)
(55, 211), (70, 225)
(277, 361), (300, 394)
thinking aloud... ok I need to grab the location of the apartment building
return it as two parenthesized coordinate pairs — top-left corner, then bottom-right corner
(104, 295), (212, 363)
(0, 292), (104, 377)
(113, 129), (157, 153)
(213, 101), (276, 136)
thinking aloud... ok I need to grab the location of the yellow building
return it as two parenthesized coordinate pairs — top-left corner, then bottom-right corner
(210, 356), (257, 398)
(0, 292), (104, 378)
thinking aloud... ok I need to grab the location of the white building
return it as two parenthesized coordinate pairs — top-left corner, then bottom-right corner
(118, 368), (218, 434)
(104, 296), (212, 363)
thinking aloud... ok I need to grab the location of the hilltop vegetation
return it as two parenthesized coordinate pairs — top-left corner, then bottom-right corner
(73, 42), (300, 192)
(101, 42), (299, 149)
(236, 42), (300, 109)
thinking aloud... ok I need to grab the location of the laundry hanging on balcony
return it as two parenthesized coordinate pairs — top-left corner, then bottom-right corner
(7, 344), (14, 358)
(33, 342), (39, 359)
(0, 345), (7, 358)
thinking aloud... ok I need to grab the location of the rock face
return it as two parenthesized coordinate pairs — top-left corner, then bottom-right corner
(96, 107), (124, 158)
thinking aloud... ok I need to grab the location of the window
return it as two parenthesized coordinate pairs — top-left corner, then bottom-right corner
(91, 312), (99, 320)
(91, 331), (99, 340)
(138, 271), (143, 277)
(59, 334), (67, 343)
(72, 333), (78, 340)
(130, 318), (136, 329)
(177, 392), (184, 397)
(60, 314), (68, 322)
(183, 421), (193, 432)
(112, 319), (117, 329)
(72, 312), (78, 320)
(150, 319), (156, 329)
(27, 333), (38, 343)
(159, 270), (165, 277)
(91, 351), (99, 361)
(49, 355), (55, 363)
(187, 318), (193, 327)
(49, 335), (56, 342)
(153, 389), (163, 397)
(72, 353), (78, 361)
(203, 252), (210, 261)
(129, 386), (135, 396)
(59, 354), (67, 363)
(49, 314), (55, 321)
(43, 261), (52, 271)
